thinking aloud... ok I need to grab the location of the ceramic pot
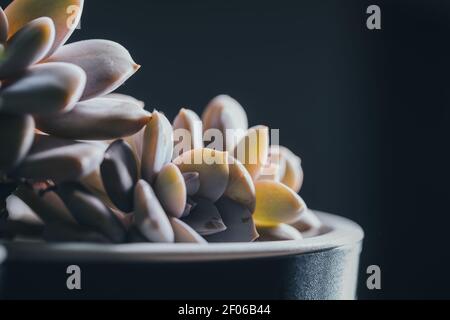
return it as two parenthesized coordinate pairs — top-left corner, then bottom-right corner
(0, 211), (364, 300)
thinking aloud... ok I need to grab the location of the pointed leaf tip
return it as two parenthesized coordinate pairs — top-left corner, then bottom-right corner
(141, 112), (174, 183)
(45, 39), (140, 101)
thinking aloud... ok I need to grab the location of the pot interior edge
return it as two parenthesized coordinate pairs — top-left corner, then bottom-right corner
(0, 211), (364, 263)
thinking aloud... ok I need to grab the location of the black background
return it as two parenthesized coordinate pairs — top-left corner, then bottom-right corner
(2, 0), (450, 299)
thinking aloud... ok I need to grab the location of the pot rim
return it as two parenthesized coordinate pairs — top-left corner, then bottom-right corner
(0, 211), (364, 263)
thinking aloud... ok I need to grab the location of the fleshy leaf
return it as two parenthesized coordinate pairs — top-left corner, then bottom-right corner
(141, 111), (174, 183)
(253, 181), (307, 227)
(105, 93), (144, 108)
(5, 0), (84, 55)
(181, 198), (227, 236)
(44, 39), (140, 100)
(173, 108), (203, 154)
(233, 126), (269, 179)
(205, 198), (258, 243)
(169, 217), (207, 244)
(183, 172), (200, 196)
(291, 210), (322, 237)
(280, 146), (304, 193)
(181, 202), (194, 218)
(12, 136), (104, 183)
(258, 146), (287, 182)
(0, 62), (86, 115)
(126, 226), (150, 243)
(1, 183), (19, 218)
(124, 127), (145, 168)
(6, 194), (44, 225)
(134, 180), (175, 243)
(0, 7), (9, 43)
(35, 97), (151, 140)
(202, 95), (248, 151)
(0, 114), (35, 172)
(101, 140), (138, 213)
(57, 183), (126, 243)
(174, 148), (229, 202)
(0, 17), (55, 78)
(257, 224), (303, 241)
(154, 163), (187, 218)
(225, 157), (256, 212)
(14, 185), (76, 225)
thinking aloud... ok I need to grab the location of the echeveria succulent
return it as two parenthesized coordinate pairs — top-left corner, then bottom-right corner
(0, 0), (323, 244)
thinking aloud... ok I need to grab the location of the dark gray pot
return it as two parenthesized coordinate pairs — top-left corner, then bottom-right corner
(0, 212), (363, 300)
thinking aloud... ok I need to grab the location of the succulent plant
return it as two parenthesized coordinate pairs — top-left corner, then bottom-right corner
(0, 0), (322, 244)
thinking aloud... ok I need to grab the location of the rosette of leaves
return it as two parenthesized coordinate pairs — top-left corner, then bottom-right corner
(75, 96), (322, 244)
(0, 0), (322, 245)
(0, 0), (150, 241)
(197, 95), (322, 241)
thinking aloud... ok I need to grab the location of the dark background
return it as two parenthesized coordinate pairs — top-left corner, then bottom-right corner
(3, 0), (450, 299)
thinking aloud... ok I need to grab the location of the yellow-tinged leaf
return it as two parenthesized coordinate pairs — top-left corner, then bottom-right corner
(174, 148), (229, 202)
(253, 180), (307, 227)
(225, 157), (256, 212)
(6, 0), (84, 55)
(233, 126), (269, 179)
(258, 146), (287, 182)
(154, 163), (187, 218)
